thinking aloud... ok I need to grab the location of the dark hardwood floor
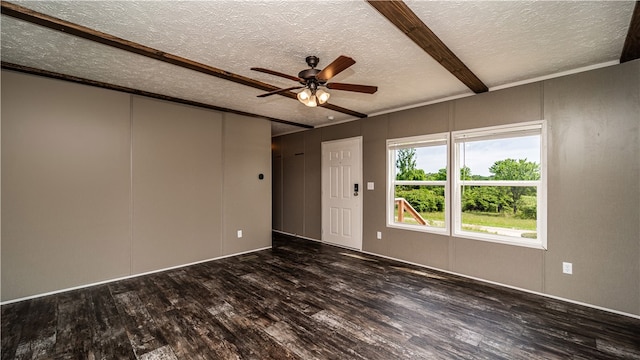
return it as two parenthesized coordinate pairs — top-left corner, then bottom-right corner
(2, 233), (640, 359)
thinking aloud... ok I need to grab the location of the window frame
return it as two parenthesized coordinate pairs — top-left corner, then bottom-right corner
(452, 121), (547, 249)
(386, 133), (450, 235)
(385, 122), (547, 250)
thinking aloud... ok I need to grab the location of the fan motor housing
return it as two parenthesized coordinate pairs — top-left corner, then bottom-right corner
(305, 56), (319, 68)
(250, 54), (376, 98)
(298, 68), (322, 83)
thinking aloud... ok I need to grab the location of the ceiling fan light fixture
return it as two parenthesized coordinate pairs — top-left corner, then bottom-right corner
(316, 89), (330, 104)
(304, 95), (318, 107)
(254, 55), (375, 109)
(297, 88), (312, 102)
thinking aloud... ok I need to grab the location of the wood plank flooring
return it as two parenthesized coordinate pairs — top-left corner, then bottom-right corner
(2, 233), (640, 359)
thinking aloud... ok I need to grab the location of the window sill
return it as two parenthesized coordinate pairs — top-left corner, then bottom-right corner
(387, 223), (450, 236)
(453, 230), (546, 250)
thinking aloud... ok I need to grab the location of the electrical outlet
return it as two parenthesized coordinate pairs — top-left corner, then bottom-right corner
(562, 262), (572, 274)
(376, 231), (382, 240)
(237, 230), (243, 238)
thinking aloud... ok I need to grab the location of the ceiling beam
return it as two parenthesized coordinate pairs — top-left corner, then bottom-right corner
(366, 0), (488, 93)
(621, 1), (640, 63)
(0, 1), (366, 119)
(1, 62), (314, 129)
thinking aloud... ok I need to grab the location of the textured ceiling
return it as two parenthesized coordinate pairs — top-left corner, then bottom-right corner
(1, 1), (636, 135)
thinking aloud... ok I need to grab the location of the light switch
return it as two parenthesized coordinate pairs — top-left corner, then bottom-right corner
(367, 182), (375, 190)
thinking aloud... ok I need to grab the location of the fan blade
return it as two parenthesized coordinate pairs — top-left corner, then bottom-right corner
(327, 82), (378, 94)
(257, 86), (304, 98)
(316, 55), (356, 82)
(251, 67), (302, 82)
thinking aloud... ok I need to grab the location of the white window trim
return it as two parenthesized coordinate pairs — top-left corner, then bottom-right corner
(385, 121), (547, 250)
(452, 120), (547, 249)
(386, 133), (450, 235)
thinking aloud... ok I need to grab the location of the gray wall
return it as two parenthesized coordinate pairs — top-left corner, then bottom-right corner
(131, 96), (223, 273)
(222, 113), (272, 255)
(2, 71), (132, 300)
(273, 60), (640, 316)
(1, 70), (272, 302)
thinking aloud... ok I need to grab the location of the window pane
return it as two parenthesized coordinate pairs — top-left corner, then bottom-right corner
(394, 185), (445, 228)
(458, 135), (540, 180)
(460, 185), (537, 238)
(395, 145), (447, 181)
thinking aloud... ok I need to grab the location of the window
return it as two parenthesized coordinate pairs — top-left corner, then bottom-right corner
(387, 133), (449, 234)
(385, 121), (547, 249)
(452, 121), (546, 249)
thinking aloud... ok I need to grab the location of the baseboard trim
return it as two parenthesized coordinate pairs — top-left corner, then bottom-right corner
(273, 230), (640, 320)
(1, 246), (272, 306)
(272, 230), (361, 251)
(273, 229), (321, 243)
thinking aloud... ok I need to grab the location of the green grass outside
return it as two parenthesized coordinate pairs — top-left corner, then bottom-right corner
(421, 211), (444, 223)
(394, 208), (445, 227)
(394, 208), (536, 231)
(461, 211), (536, 231)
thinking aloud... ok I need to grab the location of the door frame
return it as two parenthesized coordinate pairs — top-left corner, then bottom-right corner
(321, 136), (363, 250)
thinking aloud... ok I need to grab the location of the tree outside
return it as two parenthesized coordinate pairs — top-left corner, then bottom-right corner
(396, 148), (427, 181)
(394, 148), (540, 237)
(489, 158), (540, 214)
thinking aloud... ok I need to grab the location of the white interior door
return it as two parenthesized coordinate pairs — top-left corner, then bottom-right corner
(321, 137), (362, 250)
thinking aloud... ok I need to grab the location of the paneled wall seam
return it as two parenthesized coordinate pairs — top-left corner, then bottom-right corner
(280, 154), (283, 230)
(129, 94), (134, 276)
(540, 82), (546, 294)
(448, 101), (455, 271)
(303, 136), (306, 236)
(221, 114), (227, 256)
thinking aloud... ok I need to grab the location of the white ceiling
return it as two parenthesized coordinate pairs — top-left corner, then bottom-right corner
(1, 1), (635, 135)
